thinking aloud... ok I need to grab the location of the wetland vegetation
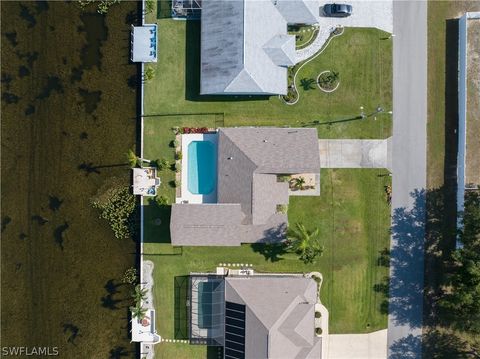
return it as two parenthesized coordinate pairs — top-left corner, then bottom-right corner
(1, 1), (139, 358)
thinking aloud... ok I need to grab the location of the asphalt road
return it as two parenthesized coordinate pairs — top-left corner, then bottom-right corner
(387, 1), (428, 358)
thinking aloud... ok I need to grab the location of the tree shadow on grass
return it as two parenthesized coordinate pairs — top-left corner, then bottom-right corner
(251, 223), (288, 262)
(143, 201), (171, 244)
(251, 243), (287, 263)
(174, 275), (190, 339)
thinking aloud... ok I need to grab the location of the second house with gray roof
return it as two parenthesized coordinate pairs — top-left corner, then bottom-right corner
(200, 0), (320, 95)
(171, 127), (321, 246)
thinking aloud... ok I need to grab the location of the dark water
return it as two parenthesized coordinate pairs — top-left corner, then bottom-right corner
(1, 2), (138, 358)
(79, 12), (108, 70)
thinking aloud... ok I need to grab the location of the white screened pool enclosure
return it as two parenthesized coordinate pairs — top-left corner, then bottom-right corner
(188, 275), (225, 346)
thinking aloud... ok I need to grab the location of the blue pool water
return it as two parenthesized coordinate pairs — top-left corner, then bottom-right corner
(187, 141), (216, 195)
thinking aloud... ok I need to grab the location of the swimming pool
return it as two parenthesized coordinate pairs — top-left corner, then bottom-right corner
(187, 141), (216, 195)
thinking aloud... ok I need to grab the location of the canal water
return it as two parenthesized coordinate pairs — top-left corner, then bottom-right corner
(1, 2), (139, 358)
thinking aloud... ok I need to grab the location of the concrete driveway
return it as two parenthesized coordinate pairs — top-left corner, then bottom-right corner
(327, 329), (388, 359)
(319, 138), (392, 170)
(318, 0), (392, 33)
(296, 0), (393, 62)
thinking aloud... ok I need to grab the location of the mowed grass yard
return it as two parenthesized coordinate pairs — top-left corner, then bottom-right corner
(145, 169), (391, 359)
(142, 17), (392, 359)
(144, 19), (392, 139)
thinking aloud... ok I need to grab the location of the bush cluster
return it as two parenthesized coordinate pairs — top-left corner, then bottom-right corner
(92, 186), (136, 239)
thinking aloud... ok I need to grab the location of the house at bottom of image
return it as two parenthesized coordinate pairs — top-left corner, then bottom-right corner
(188, 271), (322, 359)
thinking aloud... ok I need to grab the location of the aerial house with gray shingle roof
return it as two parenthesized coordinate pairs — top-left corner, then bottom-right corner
(200, 0), (320, 95)
(170, 127), (321, 246)
(188, 273), (322, 359)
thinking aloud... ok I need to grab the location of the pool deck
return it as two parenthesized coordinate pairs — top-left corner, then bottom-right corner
(177, 133), (218, 204)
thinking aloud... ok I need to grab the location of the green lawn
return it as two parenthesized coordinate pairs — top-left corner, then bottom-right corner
(146, 169), (391, 358)
(142, 16), (392, 358)
(144, 19), (392, 139)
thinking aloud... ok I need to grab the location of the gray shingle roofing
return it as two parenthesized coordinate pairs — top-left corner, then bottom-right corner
(225, 276), (321, 359)
(170, 127), (320, 246)
(200, 0), (320, 95)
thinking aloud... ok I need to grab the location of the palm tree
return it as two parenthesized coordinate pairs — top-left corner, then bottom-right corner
(292, 177), (306, 190)
(131, 284), (148, 304)
(130, 304), (148, 320)
(127, 149), (150, 168)
(287, 223), (324, 264)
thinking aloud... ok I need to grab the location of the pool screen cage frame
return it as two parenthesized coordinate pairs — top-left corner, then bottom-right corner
(188, 274), (225, 346)
(172, 0), (202, 19)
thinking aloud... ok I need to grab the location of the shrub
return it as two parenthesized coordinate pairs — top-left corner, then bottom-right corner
(144, 66), (155, 81)
(174, 161), (181, 173)
(145, 0), (155, 14)
(96, 0), (120, 14)
(122, 267), (138, 284)
(318, 71), (339, 91)
(171, 126), (180, 134)
(315, 327), (322, 335)
(158, 158), (170, 171)
(175, 151), (182, 160)
(170, 139), (179, 148)
(92, 185), (136, 239)
(277, 174), (291, 182)
(315, 311), (321, 318)
(276, 204), (288, 214)
(150, 159), (159, 168)
(155, 195), (169, 206)
(180, 127), (209, 134)
(283, 86), (298, 103)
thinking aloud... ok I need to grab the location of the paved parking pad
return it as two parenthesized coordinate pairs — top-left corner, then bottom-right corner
(327, 329), (388, 359)
(319, 138), (392, 170)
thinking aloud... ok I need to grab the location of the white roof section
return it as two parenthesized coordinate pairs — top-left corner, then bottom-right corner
(132, 168), (160, 196)
(200, 0), (320, 95)
(131, 25), (157, 63)
(131, 309), (161, 343)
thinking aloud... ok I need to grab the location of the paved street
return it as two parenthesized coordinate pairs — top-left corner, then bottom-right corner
(387, 1), (428, 358)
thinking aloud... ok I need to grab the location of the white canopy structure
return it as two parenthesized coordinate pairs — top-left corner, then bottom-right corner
(131, 309), (161, 343)
(131, 25), (157, 63)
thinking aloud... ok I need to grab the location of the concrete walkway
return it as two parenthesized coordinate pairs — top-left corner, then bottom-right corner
(319, 138), (392, 170)
(140, 260), (160, 359)
(327, 329), (388, 359)
(387, 1), (428, 358)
